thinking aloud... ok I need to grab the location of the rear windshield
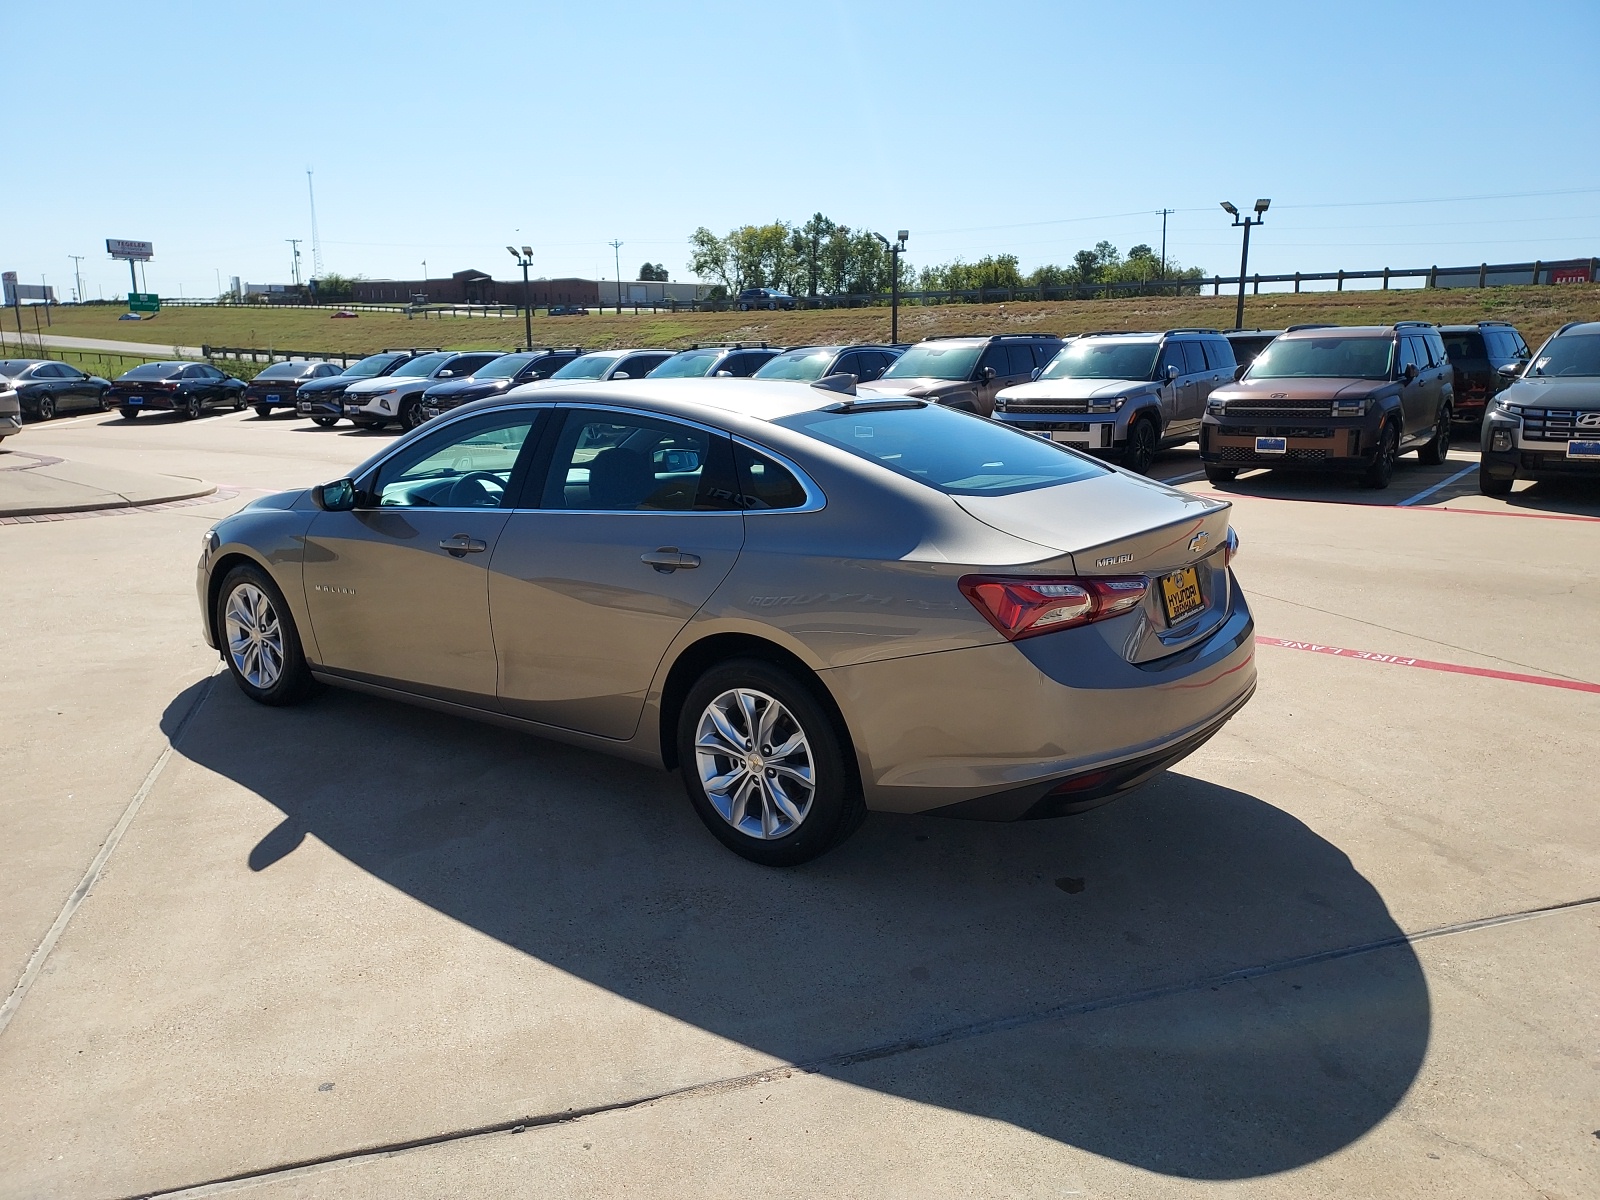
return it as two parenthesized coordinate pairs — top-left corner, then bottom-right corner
(1249, 336), (1393, 380)
(342, 353), (406, 378)
(754, 349), (837, 381)
(255, 361), (312, 380)
(648, 349), (722, 378)
(1442, 333), (1486, 362)
(777, 403), (1106, 496)
(122, 363), (184, 380)
(1040, 340), (1158, 381)
(391, 352), (452, 378)
(550, 353), (622, 380)
(881, 342), (983, 381)
(1531, 333), (1600, 377)
(473, 353), (538, 379)
(0, 360), (36, 378)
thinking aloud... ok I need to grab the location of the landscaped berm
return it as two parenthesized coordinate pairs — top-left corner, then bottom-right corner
(19, 285), (1600, 359)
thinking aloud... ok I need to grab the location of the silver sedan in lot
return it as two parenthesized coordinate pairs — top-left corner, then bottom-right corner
(196, 380), (1255, 864)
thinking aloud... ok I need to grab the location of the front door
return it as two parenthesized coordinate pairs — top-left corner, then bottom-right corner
(1397, 336), (1432, 439)
(490, 408), (745, 739)
(302, 409), (542, 703)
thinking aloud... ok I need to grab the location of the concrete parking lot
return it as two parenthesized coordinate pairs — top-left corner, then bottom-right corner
(2, 408), (1596, 1198)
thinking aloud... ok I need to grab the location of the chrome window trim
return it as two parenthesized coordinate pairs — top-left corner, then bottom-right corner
(728, 434), (826, 514)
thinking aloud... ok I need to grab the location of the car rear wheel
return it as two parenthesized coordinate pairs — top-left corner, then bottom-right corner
(1122, 416), (1159, 474)
(1204, 465), (1238, 484)
(1418, 405), (1452, 465)
(183, 393), (203, 420)
(34, 395), (56, 421)
(1362, 422), (1398, 489)
(1479, 465), (1513, 497)
(311, 415), (339, 428)
(216, 564), (317, 706)
(398, 399), (426, 431)
(254, 405), (273, 418)
(677, 658), (864, 866)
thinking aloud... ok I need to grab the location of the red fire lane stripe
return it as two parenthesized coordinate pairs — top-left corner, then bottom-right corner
(1259, 636), (1600, 695)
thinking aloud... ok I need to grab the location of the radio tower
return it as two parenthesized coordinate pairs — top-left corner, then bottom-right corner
(307, 168), (325, 278)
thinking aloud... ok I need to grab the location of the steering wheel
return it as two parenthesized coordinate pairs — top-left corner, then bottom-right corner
(444, 471), (506, 508)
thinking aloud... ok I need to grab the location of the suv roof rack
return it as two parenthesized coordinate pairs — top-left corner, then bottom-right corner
(1285, 323), (1336, 332)
(1394, 321), (1437, 329)
(1163, 327), (1221, 336)
(1079, 329), (1155, 338)
(687, 341), (771, 350)
(381, 347), (443, 353)
(921, 333), (1059, 342)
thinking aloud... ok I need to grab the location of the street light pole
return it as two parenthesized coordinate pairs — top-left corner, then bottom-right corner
(875, 230), (909, 344)
(1221, 199), (1270, 330)
(507, 246), (535, 351)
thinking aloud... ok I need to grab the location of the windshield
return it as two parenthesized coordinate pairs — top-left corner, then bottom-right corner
(551, 353), (623, 380)
(1249, 336), (1393, 380)
(648, 349), (722, 378)
(391, 352), (453, 378)
(1530, 334), (1600, 377)
(778, 402), (1107, 496)
(471, 353), (537, 380)
(881, 342), (982, 381)
(342, 353), (405, 378)
(754, 349), (837, 381)
(256, 361), (311, 380)
(122, 363), (184, 380)
(1041, 340), (1158, 381)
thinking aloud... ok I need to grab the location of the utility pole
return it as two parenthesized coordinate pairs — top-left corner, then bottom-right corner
(286, 239), (303, 287)
(608, 239), (624, 313)
(306, 168), (324, 279)
(1220, 200), (1271, 330)
(1156, 208), (1174, 282)
(507, 246), (534, 351)
(69, 255), (84, 304)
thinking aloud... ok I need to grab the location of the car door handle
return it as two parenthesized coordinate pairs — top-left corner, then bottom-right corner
(439, 534), (488, 557)
(641, 547), (700, 573)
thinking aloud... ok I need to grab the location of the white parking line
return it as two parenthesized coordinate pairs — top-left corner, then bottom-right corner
(1397, 463), (1477, 507)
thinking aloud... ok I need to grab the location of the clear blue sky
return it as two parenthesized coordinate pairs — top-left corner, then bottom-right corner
(6, 0), (1597, 300)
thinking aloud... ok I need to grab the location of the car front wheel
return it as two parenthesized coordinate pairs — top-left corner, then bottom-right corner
(216, 564), (317, 706)
(1479, 465), (1514, 496)
(677, 658), (864, 866)
(1204, 465), (1238, 484)
(1418, 404), (1452, 465)
(1362, 422), (1398, 489)
(398, 399), (427, 431)
(1122, 416), (1159, 474)
(35, 395), (56, 421)
(311, 415), (339, 428)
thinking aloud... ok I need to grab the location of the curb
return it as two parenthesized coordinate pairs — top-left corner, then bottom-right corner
(0, 487), (236, 525)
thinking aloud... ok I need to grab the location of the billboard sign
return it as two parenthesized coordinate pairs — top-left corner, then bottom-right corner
(1, 273), (55, 305)
(1550, 266), (1593, 285)
(106, 239), (154, 261)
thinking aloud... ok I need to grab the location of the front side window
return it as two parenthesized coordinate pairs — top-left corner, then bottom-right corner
(1248, 336), (1394, 380)
(880, 341), (984, 381)
(1157, 343), (1187, 379)
(541, 411), (737, 511)
(470, 353), (537, 380)
(389, 352), (453, 379)
(342, 353), (407, 378)
(1039, 340), (1159, 381)
(549, 353), (621, 380)
(754, 348), (836, 381)
(777, 403), (1107, 496)
(370, 412), (538, 509)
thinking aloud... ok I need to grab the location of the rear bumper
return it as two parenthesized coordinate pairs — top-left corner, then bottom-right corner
(1199, 415), (1382, 470)
(109, 393), (176, 411)
(822, 582), (1256, 817)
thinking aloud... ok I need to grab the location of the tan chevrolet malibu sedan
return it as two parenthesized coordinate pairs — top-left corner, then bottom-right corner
(197, 377), (1255, 864)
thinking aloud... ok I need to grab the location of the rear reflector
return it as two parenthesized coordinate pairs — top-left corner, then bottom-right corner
(959, 574), (1148, 641)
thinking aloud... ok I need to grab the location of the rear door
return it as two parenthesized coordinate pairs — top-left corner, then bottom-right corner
(489, 407), (745, 739)
(1175, 341), (1212, 437)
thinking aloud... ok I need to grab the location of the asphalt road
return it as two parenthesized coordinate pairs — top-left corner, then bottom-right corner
(1, 408), (1596, 1198)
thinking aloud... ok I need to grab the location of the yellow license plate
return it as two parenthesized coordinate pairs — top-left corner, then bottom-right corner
(1160, 566), (1204, 624)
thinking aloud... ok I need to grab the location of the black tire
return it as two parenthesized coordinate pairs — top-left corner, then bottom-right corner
(311, 415), (339, 428)
(1204, 465), (1238, 484)
(1362, 422), (1398, 489)
(1479, 465), (1513, 497)
(183, 393), (203, 420)
(1418, 404), (1452, 465)
(35, 395), (56, 421)
(676, 658), (865, 867)
(1122, 416), (1159, 475)
(214, 564), (318, 706)
(254, 405), (273, 419)
(117, 406), (140, 420)
(398, 399), (427, 431)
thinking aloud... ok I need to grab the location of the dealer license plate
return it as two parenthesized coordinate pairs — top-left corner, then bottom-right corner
(126, 397), (142, 405)
(297, 401), (311, 413)
(266, 394), (280, 403)
(1255, 436), (1287, 455)
(1567, 440), (1600, 460)
(1160, 566), (1204, 624)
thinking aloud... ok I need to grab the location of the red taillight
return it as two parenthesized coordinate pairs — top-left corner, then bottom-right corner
(958, 574), (1148, 641)
(1222, 527), (1240, 567)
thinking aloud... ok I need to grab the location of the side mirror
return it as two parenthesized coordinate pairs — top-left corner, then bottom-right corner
(1029, 367), (1041, 381)
(437, 370), (454, 378)
(980, 366), (997, 383)
(1495, 362), (1522, 379)
(1233, 363), (1248, 381)
(1166, 365), (1181, 384)
(313, 479), (357, 512)
(1402, 363), (1419, 383)
(714, 370), (734, 377)
(611, 371), (630, 379)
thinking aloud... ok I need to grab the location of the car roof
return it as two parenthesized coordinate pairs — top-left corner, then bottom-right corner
(454, 377), (877, 427)
(1555, 321), (1600, 336)
(1278, 325), (1399, 340)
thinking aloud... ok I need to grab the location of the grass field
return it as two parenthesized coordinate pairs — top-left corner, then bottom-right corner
(17, 286), (1600, 363)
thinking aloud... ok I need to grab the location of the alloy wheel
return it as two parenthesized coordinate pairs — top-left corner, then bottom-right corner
(37, 395), (56, 421)
(693, 688), (816, 840)
(224, 582), (285, 690)
(1124, 419), (1158, 474)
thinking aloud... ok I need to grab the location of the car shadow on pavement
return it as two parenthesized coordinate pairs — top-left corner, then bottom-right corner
(1503, 479), (1600, 518)
(164, 682), (1429, 1182)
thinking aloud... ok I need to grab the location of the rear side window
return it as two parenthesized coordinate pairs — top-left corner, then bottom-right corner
(776, 403), (1107, 496)
(1443, 333), (1486, 362)
(1005, 345), (1036, 375)
(1180, 342), (1208, 374)
(541, 411), (739, 511)
(734, 444), (809, 510)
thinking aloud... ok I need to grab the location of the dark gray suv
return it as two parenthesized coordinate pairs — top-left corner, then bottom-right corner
(861, 334), (1064, 416)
